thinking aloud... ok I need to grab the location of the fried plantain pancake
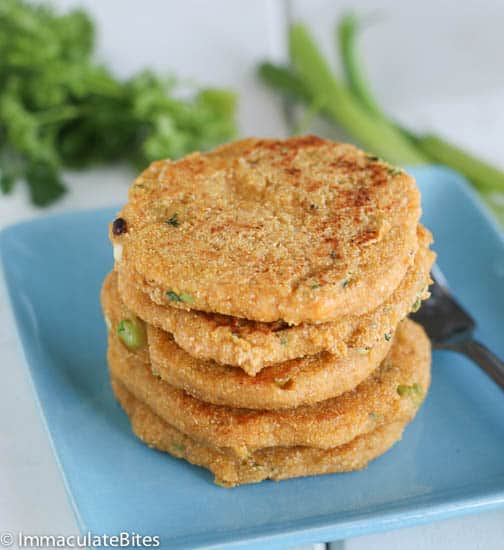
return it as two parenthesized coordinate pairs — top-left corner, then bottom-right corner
(112, 378), (407, 487)
(148, 327), (392, 410)
(105, 319), (430, 457)
(110, 136), (421, 324)
(116, 225), (434, 375)
(103, 270), (394, 409)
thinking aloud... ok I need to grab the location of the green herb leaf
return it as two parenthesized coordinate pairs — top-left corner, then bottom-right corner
(341, 272), (354, 288)
(0, 0), (237, 207)
(166, 290), (194, 304)
(411, 297), (422, 313)
(387, 167), (402, 177)
(166, 291), (182, 302)
(25, 160), (66, 206)
(171, 442), (186, 454)
(166, 213), (179, 227)
(397, 383), (424, 406)
(179, 292), (194, 304)
(0, 172), (16, 194)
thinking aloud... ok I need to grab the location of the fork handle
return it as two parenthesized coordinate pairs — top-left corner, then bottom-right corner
(448, 340), (504, 390)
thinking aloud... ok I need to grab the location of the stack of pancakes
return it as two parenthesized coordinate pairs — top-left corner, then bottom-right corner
(101, 136), (435, 487)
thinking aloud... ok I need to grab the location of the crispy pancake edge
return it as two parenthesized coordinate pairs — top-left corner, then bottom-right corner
(116, 225), (434, 374)
(105, 319), (430, 456)
(111, 137), (421, 324)
(111, 377), (408, 487)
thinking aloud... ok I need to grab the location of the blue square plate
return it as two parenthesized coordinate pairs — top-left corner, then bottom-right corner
(1, 166), (503, 549)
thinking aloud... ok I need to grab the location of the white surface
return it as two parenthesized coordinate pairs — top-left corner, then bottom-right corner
(1, 1), (503, 549)
(333, 509), (504, 549)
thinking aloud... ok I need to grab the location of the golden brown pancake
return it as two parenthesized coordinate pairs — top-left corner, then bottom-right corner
(112, 378), (407, 487)
(110, 136), (421, 324)
(116, 225), (434, 375)
(102, 270), (395, 409)
(106, 318), (430, 458)
(148, 326), (392, 410)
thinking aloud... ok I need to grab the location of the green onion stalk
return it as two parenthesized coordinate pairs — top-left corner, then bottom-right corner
(258, 14), (504, 224)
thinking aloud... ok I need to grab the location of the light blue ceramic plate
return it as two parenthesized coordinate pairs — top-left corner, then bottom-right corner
(1, 166), (503, 549)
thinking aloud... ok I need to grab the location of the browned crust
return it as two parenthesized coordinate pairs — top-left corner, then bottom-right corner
(148, 326), (392, 410)
(111, 378), (407, 487)
(110, 137), (421, 324)
(115, 225), (434, 375)
(103, 266), (396, 410)
(105, 319), (430, 457)
(102, 268), (432, 410)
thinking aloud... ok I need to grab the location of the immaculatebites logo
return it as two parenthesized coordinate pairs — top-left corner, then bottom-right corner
(1, 531), (160, 548)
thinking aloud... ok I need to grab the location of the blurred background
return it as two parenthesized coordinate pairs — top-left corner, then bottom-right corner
(1, 0), (504, 227)
(1, 2), (504, 550)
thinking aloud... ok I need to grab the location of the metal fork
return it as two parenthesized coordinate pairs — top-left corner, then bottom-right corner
(411, 265), (504, 390)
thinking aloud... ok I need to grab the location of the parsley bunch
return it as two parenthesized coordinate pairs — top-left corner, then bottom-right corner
(0, 0), (237, 206)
